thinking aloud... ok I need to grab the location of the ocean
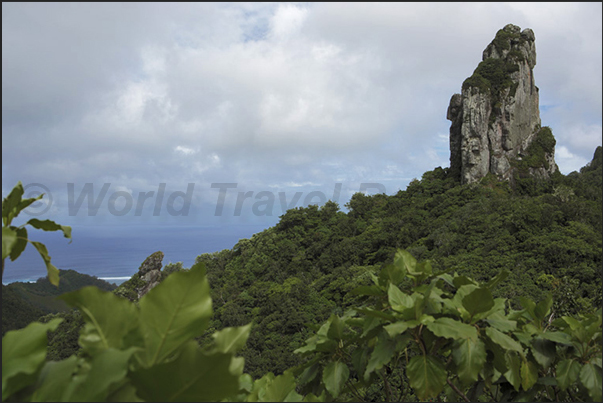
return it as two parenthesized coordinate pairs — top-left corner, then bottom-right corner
(2, 224), (270, 285)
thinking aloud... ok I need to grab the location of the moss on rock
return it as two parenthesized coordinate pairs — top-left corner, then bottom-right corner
(113, 272), (146, 302)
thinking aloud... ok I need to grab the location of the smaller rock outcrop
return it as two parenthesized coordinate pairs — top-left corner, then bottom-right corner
(136, 251), (164, 298)
(447, 24), (558, 185)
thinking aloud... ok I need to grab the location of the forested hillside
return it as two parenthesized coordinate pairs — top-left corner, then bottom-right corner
(2, 147), (601, 402)
(193, 146), (602, 378)
(2, 270), (116, 335)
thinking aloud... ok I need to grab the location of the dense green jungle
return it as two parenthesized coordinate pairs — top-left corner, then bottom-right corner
(2, 146), (602, 401)
(2, 270), (116, 337)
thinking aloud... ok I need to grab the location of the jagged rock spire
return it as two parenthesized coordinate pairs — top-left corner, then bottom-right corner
(447, 24), (557, 184)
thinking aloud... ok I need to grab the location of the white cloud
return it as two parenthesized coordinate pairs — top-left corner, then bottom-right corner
(555, 146), (588, 174)
(2, 3), (601, 225)
(270, 4), (308, 40)
(174, 146), (198, 155)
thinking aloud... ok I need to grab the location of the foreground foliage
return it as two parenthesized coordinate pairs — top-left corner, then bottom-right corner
(198, 147), (602, 378)
(2, 249), (601, 401)
(2, 150), (601, 402)
(3, 270), (116, 336)
(2, 181), (72, 287)
(2, 262), (252, 402)
(293, 250), (602, 402)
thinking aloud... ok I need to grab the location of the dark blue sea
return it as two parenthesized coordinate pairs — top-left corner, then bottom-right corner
(2, 225), (270, 285)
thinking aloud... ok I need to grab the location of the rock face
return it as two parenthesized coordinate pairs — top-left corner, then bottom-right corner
(447, 24), (557, 184)
(136, 251), (164, 298)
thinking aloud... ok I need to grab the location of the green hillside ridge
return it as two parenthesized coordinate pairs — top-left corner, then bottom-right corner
(35, 146), (601, 381)
(2, 270), (116, 335)
(192, 147), (601, 378)
(5, 145), (597, 402)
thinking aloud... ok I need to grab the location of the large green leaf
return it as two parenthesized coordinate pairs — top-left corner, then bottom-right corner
(486, 327), (523, 353)
(248, 371), (302, 402)
(30, 356), (79, 402)
(248, 372), (274, 402)
(364, 335), (396, 381)
(267, 371), (303, 402)
(379, 263), (405, 288)
(26, 219), (72, 241)
(383, 320), (419, 338)
(2, 226), (17, 260)
(452, 338), (486, 385)
(504, 351), (522, 391)
(533, 294), (553, 323)
(520, 359), (538, 391)
(579, 363), (602, 402)
(356, 308), (396, 322)
(66, 348), (137, 402)
(361, 316), (383, 339)
(540, 331), (572, 345)
(30, 241), (60, 286)
(212, 323), (252, 354)
(426, 317), (477, 341)
(2, 318), (62, 400)
(531, 338), (556, 368)
(483, 336), (508, 374)
(60, 286), (140, 354)
(486, 311), (517, 332)
(388, 283), (413, 312)
(298, 362), (320, 385)
(2, 182), (24, 225)
(555, 358), (581, 391)
(406, 354), (447, 400)
(462, 287), (494, 318)
(322, 361), (349, 398)
(131, 341), (240, 402)
(519, 295), (536, 313)
(484, 269), (509, 290)
(9, 227), (28, 261)
(452, 275), (477, 289)
(326, 316), (346, 341)
(139, 262), (212, 366)
(393, 249), (412, 276)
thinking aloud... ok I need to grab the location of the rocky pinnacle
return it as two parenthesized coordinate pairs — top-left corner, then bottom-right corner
(447, 24), (557, 185)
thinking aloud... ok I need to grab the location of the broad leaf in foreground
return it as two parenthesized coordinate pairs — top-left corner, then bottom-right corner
(556, 359), (580, 391)
(2, 319), (62, 400)
(486, 327), (523, 353)
(579, 363), (602, 402)
(9, 227), (28, 261)
(212, 323), (252, 354)
(248, 371), (302, 402)
(139, 262), (212, 366)
(452, 338), (486, 385)
(2, 226), (17, 260)
(60, 286), (140, 354)
(131, 341), (240, 402)
(26, 218), (72, 241)
(462, 287), (494, 318)
(30, 241), (60, 286)
(520, 358), (538, 391)
(33, 348), (134, 402)
(364, 336), (396, 381)
(426, 317), (477, 341)
(30, 356), (79, 402)
(322, 361), (349, 398)
(406, 354), (447, 400)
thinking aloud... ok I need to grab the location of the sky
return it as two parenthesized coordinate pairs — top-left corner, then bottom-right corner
(2, 2), (602, 229)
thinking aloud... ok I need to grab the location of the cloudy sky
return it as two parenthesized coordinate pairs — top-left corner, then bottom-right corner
(3, 2), (602, 228)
